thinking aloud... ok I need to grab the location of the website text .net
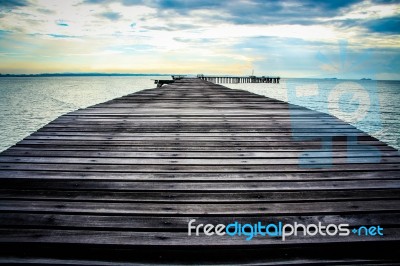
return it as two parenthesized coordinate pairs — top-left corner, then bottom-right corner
(188, 219), (384, 241)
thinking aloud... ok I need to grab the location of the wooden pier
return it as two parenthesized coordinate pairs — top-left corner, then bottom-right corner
(154, 79), (174, 87)
(0, 78), (399, 264)
(198, 75), (280, 83)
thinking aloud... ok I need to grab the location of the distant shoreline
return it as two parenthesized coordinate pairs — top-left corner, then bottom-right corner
(0, 73), (172, 77)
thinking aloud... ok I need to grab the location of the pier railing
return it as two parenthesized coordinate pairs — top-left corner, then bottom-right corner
(197, 75), (280, 84)
(155, 75), (281, 87)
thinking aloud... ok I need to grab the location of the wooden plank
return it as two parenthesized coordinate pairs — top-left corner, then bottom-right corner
(1, 156), (397, 165)
(36, 128), (366, 134)
(13, 145), (396, 152)
(0, 170), (398, 181)
(24, 135), (379, 142)
(0, 228), (399, 246)
(0, 179), (398, 191)
(0, 258), (396, 266)
(15, 140), (388, 147)
(0, 189), (399, 202)
(29, 131), (367, 136)
(53, 117), (344, 121)
(3, 150), (397, 158)
(0, 199), (400, 215)
(1, 163), (399, 172)
(0, 213), (399, 230)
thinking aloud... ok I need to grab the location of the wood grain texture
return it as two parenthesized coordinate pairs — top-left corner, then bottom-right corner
(0, 78), (399, 264)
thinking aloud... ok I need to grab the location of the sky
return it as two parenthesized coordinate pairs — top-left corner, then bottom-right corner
(0, 0), (399, 79)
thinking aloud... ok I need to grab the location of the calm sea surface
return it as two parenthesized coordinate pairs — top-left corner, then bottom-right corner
(0, 76), (399, 151)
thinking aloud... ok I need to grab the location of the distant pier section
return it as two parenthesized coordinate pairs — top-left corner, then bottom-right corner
(154, 75), (186, 87)
(197, 74), (280, 84)
(155, 74), (280, 87)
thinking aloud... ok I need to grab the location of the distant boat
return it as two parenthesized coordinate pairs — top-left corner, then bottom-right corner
(361, 78), (372, 80)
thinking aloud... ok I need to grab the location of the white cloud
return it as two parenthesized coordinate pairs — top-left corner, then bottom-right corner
(334, 1), (400, 20)
(0, 0), (398, 76)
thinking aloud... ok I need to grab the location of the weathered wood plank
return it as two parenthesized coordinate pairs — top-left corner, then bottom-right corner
(1, 163), (399, 172)
(1, 156), (397, 165)
(12, 145), (396, 152)
(18, 140), (385, 146)
(0, 228), (399, 246)
(0, 213), (399, 230)
(0, 179), (399, 191)
(0, 189), (399, 202)
(3, 150), (397, 158)
(0, 170), (398, 181)
(0, 199), (400, 215)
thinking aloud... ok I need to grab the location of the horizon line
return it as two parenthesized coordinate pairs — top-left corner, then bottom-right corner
(0, 73), (399, 81)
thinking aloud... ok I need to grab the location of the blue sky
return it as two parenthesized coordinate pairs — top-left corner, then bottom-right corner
(0, 0), (399, 79)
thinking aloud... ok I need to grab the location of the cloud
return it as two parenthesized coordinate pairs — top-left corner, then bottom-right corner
(0, 29), (11, 36)
(364, 17), (400, 34)
(0, 0), (398, 78)
(98, 11), (122, 21)
(150, 0), (224, 11)
(84, 0), (363, 24)
(83, 0), (109, 3)
(36, 8), (56, 15)
(56, 19), (69, 27)
(80, 0), (398, 35)
(0, 0), (29, 8)
(142, 22), (198, 31)
(83, 0), (143, 5)
(215, 0), (363, 26)
(47, 34), (76, 38)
